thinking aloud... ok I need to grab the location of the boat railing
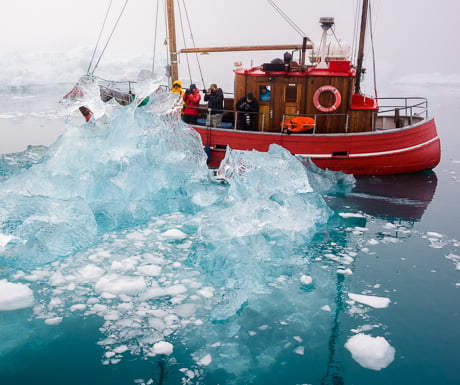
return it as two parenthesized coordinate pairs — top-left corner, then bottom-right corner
(377, 97), (429, 124)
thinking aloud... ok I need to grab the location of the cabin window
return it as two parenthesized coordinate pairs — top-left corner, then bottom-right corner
(259, 85), (271, 102)
(285, 84), (297, 103)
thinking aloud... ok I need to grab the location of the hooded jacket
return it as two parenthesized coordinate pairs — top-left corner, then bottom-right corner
(171, 80), (184, 97)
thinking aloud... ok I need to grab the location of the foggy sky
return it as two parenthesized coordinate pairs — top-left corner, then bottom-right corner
(1, 0), (459, 77)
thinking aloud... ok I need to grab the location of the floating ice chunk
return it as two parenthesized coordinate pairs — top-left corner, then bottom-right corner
(137, 264), (162, 276)
(152, 341), (174, 356)
(95, 274), (146, 295)
(70, 304), (86, 312)
(445, 253), (460, 270)
(174, 303), (196, 318)
(0, 280), (34, 310)
(114, 345), (129, 354)
(197, 353), (212, 366)
(426, 231), (443, 238)
(383, 223), (397, 229)
(294, 346), (305, 355)
(321, 305), (331, 312)
(345, 333), (395, 370)
(45, 316), (63, 325)
(339, 213), (365, 218)
(79, 264), (105, 281)
(161, 229), (187, 240)
(348, 293), (390, 309)
(300, 275), (313, 285)
(140, 284), (188, 300)
(337, 268), (353, 275)
(197, 286), (214, 298)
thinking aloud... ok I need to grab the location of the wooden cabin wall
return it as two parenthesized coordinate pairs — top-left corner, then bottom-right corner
(234, 73), (248, 108)
(305, 76), (352, 134)
(348, 110), (374, 133)
(234, 72), (372, 134)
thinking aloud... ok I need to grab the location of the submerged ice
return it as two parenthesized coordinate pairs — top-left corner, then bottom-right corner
(0, 74), (399, 383)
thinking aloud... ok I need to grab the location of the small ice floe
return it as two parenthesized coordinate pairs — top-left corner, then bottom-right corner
(383, 223), (397, 229)
(300, 275), (313, 285)
(161, 229), (187, 240)
(95, 274), (146, 295)
(0, 280), (34, 311)
(345, 333), (395, 370)
(348, 293), (390, 309)
(294, 346), (305, 355)
(197, 286), (215, 298)
(445, 253), (460, 270)
(337, 268), (353, 275)
(152, 341), (174, 356)
(339, 212), (365, 218)
(424, 232), (448, 249)
(44, 316), (63, 325)
(136, 264), (162, 276)
(321, 305), (331, 312)
(78, 264), (105, 281)
(197, 353), (212, 366)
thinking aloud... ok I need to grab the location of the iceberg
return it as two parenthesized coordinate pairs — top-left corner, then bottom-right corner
(0, 81), (367, 383)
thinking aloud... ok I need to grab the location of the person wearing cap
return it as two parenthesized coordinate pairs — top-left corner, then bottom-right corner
(236, 92), (259, 130)
(203, 83), (224, 127)
(182, 84), (201, 124)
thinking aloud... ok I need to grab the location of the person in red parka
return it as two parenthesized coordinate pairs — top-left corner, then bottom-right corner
(182, 84), (201, 124)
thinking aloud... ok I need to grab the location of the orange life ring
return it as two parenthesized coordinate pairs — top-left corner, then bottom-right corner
(313, 85), (341, 113)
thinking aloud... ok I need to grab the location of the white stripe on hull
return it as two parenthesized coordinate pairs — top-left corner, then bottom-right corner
(296, 136), (440, 159)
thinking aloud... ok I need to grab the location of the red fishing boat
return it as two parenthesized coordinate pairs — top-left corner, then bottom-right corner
(68, 0), (440, 175)
(165, 0), (440, 175)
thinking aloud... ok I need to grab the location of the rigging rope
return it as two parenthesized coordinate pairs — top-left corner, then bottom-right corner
(351, 0), (360, 61)
(87, 0), (114, 74)
(181, 0), (205, 89)
(163, 0), (170, 72)
(176, 1), (193, 85)
(90, 0), (130, 75)
(152, 0), (160, 74)
(368, 2), (378, 98)
(267, 0), (309, 40)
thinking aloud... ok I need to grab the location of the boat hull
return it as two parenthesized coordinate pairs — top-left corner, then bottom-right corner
(193, 118), (440, 175)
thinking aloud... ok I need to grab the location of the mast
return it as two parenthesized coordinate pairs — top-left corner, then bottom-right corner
(354, 0), (369, 94)
(166, 0), (178, 83)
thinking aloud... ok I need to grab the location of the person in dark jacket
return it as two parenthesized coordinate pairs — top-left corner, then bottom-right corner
(182, 84), (201, 124)
(203, 83), (224, 127)
(236, 92), (259, 130)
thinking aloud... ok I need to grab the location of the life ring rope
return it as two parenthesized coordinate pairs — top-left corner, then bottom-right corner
(313, 85), (342, 113)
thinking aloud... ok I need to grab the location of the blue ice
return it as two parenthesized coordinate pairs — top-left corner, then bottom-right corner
(0, 75), (358, 383)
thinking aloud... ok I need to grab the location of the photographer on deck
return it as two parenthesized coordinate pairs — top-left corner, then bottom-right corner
(203, 83), (224, 127)
(182, 84), (201, 124)
(236, 92), (259, 130)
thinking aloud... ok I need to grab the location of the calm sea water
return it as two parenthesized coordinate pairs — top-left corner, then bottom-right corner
(0, 81), (459, 385)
